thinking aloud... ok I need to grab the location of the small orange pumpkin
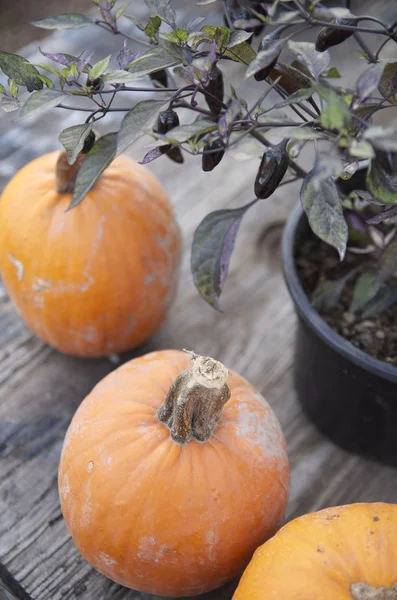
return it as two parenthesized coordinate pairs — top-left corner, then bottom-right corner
(0, 151), (180, 357)
(59, 349), (289, 596)
(233, 502), (397, 600)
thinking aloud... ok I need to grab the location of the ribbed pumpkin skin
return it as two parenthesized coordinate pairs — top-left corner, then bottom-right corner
(0, 151), (180, 357)
(233, 502), (397, 600)
(58, 350), (290, 597)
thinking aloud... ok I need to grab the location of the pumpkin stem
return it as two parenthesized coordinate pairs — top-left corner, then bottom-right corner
(157, 351), (231, 444)
(351, 582), (397, 600)
(55, 152), (85, 194)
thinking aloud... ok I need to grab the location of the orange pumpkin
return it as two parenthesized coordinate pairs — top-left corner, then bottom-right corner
(0, 151), (180, 357)
(59, 349), (289, 596)
(233, 502), (397, 600)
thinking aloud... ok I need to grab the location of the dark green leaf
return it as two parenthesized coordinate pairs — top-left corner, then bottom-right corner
(31, 13), (92, 29)
(378, 61), (397, 105)
(145, 0), (176, 28)
(379, 240), (397, 283)
(356, 62), (385, 101)
(300, 164), (348, 260)
(191, 201), (255, 309)
(0, 83), (6, 94)
(69, 132), (117, 210)
(288, 40), (330, 79)
(362, 284), (397, 318)
(159, 40), (193, 64)
(89, 55), (111, 80)
(0, 51), (43, 92)
(246, 39), (282, 79)
(19, 89), (65, 118)
(103, 47), (178, 83)
(367, 158), (397, 204)
(0, 96), (21, 112)
(314, 84), (352, 130)
(350, 272), (379, 312)
(59, 123), (93, 165)
(312, 269), (356, 312)
(223, 41), (256, 65)
(117, 99), (166, 154)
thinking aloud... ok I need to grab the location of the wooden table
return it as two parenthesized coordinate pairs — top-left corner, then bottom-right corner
(1, 6), (397, 599)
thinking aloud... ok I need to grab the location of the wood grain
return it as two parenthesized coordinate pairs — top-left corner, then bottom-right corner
(1, 2), (397, 599)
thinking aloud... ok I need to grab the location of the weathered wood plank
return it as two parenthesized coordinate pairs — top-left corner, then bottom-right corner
(1, 2), (397, 599)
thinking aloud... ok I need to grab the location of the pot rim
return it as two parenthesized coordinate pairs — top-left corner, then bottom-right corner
(282, 202), (397, 383)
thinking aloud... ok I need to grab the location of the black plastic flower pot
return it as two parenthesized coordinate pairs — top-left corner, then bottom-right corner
(282, 202), (397, 467)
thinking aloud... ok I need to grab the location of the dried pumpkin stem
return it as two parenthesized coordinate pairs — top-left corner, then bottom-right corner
(351, 582), (397, 600)
(157, 351), (231, 444)
(55, 152), (85, 194)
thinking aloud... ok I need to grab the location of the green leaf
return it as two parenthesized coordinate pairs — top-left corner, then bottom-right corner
(379, 240), (397, 283)
(191, 201), (255, 310)
(321, 66), (341, 78)
(123, 14), (145, 31)
(9, 79), (18, 98)
(69, 132), (117, 210)
(273, 88), (314, 108)
(201, 25), (231, 50)
(0, 51), (43, 92)
(348, 139), (375, 160)
(277, 126), (325, 140)
(89, 55), (111, 80)
(246, 39), (282, 79)
(300, 164), (348, 260)
(367, 158), (397, 204)
(378, 61), (397, 105)
(0, 96), (21, 112)
(59, 123), (93, 165)
(144, 15), (162, 40)
(160, 120), (217, 144)
(362, 284), (397, 318)
(314, 84), (352, 130)
(38, 74), (54, 88)
(31, 13), (92, 29)
(350, 272), (379, 312)
(19, 89), (65, 118)
(117, 99), (166, 154)
(104, 45), (178, 84)
(363, 126), (397, 152)
(312, 270), (356, 312)
(224, 41), (256, 65)
(288, 41), (330, 79)
(145, 0), (176, 28)
(115, 3), (129, 20)
(0, 83), (6, 94)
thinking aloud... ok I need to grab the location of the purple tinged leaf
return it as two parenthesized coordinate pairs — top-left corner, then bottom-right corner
(300, 163), (348, 260)
(138, 146), (165, 164)
(366, 206), (397, 225)
(379, 240), (397, 283)
(191, 200), (257, 310)
(362, 284), (397, 318)
(39, 49), (80, 67)
(217, 99), (242, 141)
(312, 268), (358, 312)
(117, 40), (140, 70)
(356, 62), (386, 101)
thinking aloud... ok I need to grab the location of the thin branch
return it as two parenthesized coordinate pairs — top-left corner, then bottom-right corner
(353, 32), (377, 64)
(99, 86), (179, 94)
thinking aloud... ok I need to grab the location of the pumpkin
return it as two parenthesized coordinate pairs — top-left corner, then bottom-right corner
(58, 349), (289, 596)
(233, 502), (397, 600)
(0, 151), (180, 357)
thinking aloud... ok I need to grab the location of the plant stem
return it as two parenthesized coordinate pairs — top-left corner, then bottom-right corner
(353, 33), (377, 64)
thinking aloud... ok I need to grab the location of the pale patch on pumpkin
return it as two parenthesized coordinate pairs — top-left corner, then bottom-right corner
(138, 537), (177, 564)
(234, 396), (285, 461)
(8, 254), (24, 281)
(32, 296), (44, 308)
(98, 551), (117, 568)
(32, 277), (52, 292)
(59, 474), (70, 499)
(87, 461), (94, 472)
